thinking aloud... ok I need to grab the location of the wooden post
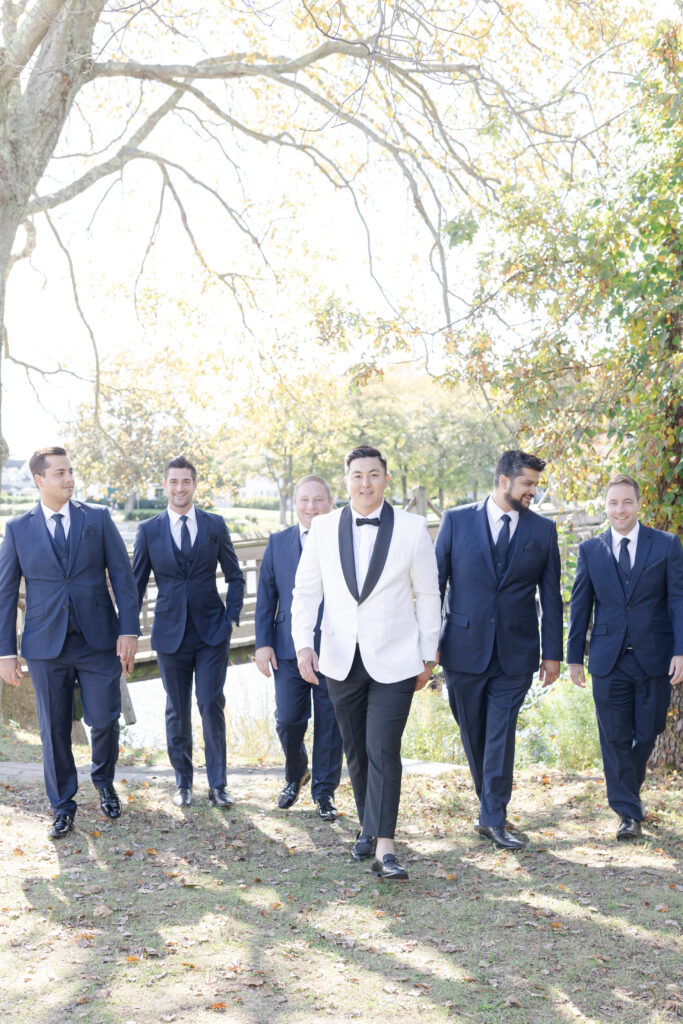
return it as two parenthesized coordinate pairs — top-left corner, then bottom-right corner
(409, 485), (429, 517)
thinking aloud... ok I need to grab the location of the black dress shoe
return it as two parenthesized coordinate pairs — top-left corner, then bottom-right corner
(477, 825), (524, 850)
(316, 795), (338, 822)
(616, 816), (642, 840)
(173, 787), (192, 807)
(49, 813), (74, 839)
(208, 786), (234, 809)
(277, 771), (310, 809)
(97, 784), (121, 819)
(371, 853), (409, 881)
(351, 832), (376, 860)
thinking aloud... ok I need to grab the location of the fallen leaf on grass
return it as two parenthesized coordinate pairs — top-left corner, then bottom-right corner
(505, 995), (522, 1007)
(383, 985), (398, 994)
(146, 848), (157, 856)
(127, 956), (139, 962)
(655, 904), (669, 912)
(243, 977), (265, 987)
(550, 921), (563, 930)
(209, 1003), (227, 1012)
(91, 830), (102, 838)
(12, 848), (23, 856)
(91, 904), (112, 918)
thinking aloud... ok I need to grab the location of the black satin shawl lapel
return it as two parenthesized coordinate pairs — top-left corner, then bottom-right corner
(358, 502), (394, 604)
(338, 504), (359, 601)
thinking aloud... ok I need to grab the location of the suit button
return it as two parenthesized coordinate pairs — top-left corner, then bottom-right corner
(626, 605), (630, 610)
(490, 618), (495, 623)
(62, 604), (67, 610)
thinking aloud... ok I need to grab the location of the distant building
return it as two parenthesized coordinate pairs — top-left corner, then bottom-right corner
(238, 475), (279, 501)
(2, 458), (34, 493)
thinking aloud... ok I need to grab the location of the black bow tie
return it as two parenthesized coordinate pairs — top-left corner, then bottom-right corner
(356, 517), (380, 527)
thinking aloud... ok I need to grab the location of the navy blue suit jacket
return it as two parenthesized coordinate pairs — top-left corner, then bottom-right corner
(0, 500), (139, 660)
(132, 508), (245, 654)
(435, 500), (564, 675)
(567, 525), (683, 676)
(255, 525), (322, 660)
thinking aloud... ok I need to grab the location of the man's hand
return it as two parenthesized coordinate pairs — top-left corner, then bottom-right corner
(255, 646), (278, 678)
(0, 657), (22, 686)
(415, 662), (434, 692)
(539, 659), (561, 688)
(297, 647), (320, 685)
(117, 635), (138, 679)
(669, 655), (683, 686)
(568, 663), (586, 688)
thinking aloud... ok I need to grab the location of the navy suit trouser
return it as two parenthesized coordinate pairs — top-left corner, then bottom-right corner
(273, 658), (343, 800)
(156, 613), (230, 790)
(444, 651), (531, 828)
(27, 632), (122, 817)
(591, 650), (671, 821)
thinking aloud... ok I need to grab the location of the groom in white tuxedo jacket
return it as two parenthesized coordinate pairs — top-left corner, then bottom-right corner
(292, 445), (440, 881)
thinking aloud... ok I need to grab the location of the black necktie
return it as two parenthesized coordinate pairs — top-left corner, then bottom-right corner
(180, 515), (192, 559)
(619, 536), (631, 579)
(52, 513), (67, 562)
(495, 513), (511, 563)
(356, 517), (380, 527)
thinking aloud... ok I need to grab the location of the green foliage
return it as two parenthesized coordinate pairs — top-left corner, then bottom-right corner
(516, 679), (602, 771)
(402, 684), (465, 764)
(443, 211), (478, 248)
(231, 498), (281, 511)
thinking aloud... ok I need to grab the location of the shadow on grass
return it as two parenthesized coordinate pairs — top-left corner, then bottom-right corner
(5, 767), (682, 1024)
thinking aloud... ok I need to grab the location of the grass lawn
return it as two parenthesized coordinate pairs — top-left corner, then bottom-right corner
(1, 740), (681, 1024)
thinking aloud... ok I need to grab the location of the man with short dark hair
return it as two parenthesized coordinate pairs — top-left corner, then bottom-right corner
(133, 456), (245, 808)
(567, 473), (683, 840)
(255, 475), (343, 820)
(292, 445), (441, 880)
(436, 449), (563, 849)
(0, 446), (140, 837)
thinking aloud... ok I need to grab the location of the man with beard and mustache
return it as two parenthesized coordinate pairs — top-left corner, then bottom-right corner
(435, 450), (563, 849)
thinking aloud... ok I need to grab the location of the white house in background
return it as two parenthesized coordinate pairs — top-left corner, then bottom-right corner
(2, 458), (34, 493)
(238, 475), (279, 501)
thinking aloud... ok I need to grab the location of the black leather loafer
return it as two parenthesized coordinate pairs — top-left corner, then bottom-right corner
(316, 795), (338, 822)
(277, 771), (310, 809)
(371, 853), (409, 881)
(351, 832), (376, 861)
(616, 816), (642, 840)
(173, 787), (192, 807)
(477, 825), (524, 850)
(97, 784), (121, 819)
(49, 813), (74, 839)
(208, 786), (234, 809)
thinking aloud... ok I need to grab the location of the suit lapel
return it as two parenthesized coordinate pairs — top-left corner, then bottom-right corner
(598, 529), (622, 593)
(338, 505), (359, 602)
(477, 500), (497, 583)
(502, 510), (533, 582)
(629, 523), (652, 595)
(66, 501), (85, 573)
(189, 508), (207, 573)
(31, 503), (63, 573)
(359, 502), (395, 604)
(290, 523), (303, 570)
(161, 510), (177, 567)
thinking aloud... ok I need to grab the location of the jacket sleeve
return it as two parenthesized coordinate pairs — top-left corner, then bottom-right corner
(410, 519), (441, 662)
(0, 523), (21, 656)
(434, 510), (453, 608)
(566, 543), (595, 664)
(218, 518), (245, 626)
(666, 532), (683, 656)
(538, 522), (564, 662)
(131, 522), (152, 611)
(291, 521), (324, 654)
(102, 509), (140, 636)
(254, 536), (277, 649)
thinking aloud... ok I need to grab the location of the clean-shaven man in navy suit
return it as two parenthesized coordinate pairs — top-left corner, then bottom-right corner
(0, 447), (139, 838)
(133, 456), (244, 809)
(567, 473), (683, 840)
(254, 475), (343, 821)
(292, 445), (441, 881)
(436, 449), (563, 850)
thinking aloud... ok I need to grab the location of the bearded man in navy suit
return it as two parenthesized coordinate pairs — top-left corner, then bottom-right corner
(0, 447), (139, 838)
(133, 456), (244, 809)
(567, 473), (683, 840)
(436, 449), (563, 850)
(254, 475), (343, 821)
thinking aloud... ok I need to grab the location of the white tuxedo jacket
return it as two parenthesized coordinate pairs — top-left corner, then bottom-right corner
(291, 503), (440, 683)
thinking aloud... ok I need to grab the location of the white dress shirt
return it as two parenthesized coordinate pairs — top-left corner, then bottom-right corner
(351, 500), (385, 593)
(42, 500), (71, 538)
(299, 524), (309, 546)
(167, 505), (197, 549)
(610, 522), (639, 568)
(486, 495), (520, 541)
